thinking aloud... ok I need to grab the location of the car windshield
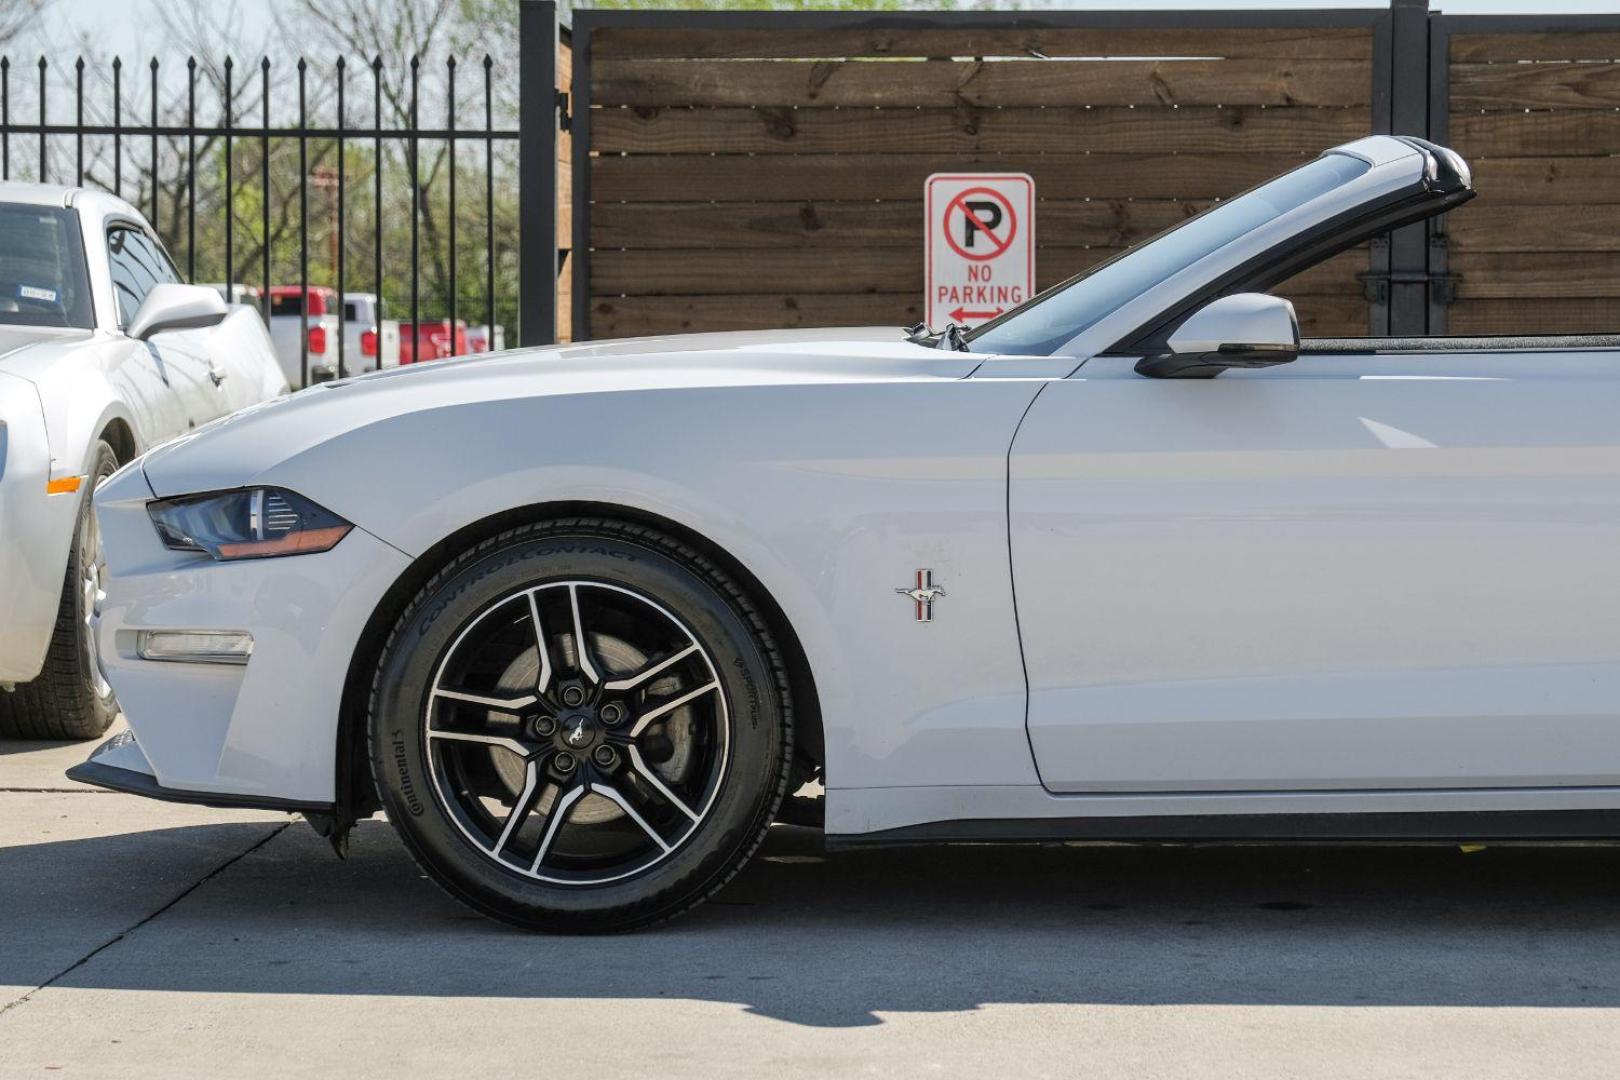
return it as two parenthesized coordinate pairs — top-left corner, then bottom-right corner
(0, 203), (94, 329)
(965, 153), (1371, 356)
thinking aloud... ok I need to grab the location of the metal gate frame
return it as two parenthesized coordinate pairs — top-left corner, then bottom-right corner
(519, 0), (565, 347)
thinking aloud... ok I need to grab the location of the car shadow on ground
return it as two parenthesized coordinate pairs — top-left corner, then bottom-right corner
(7, 815), (1620, 1027)
(0, 736), (92, 761)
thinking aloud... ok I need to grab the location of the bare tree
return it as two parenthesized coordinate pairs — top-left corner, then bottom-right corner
(0, 0), (44, 50)
(47, 0), (317, 285)
(272, 0), (515, 321)
(148, 0), (340, 283)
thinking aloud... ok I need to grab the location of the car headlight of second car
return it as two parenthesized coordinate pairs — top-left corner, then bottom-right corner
(147, 487), (353, 560)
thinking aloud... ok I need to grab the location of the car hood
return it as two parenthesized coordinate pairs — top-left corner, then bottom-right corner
(0, 325), (95, 379)
(140, 326), (977, 496)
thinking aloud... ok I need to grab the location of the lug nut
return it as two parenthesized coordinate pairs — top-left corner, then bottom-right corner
(533, 715), (557, 738)
(554, 751), (577, 774)
(599, 701), (625, 726)
(592, 744), (618, 768)
(560, 685), (586, 707)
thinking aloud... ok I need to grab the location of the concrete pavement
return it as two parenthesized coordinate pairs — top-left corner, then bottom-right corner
(3, 732), (1620, 1078)
(0, 718), (130, 793)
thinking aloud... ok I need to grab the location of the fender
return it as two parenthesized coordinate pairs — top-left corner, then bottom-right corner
(20, 335), (146, 480)
(249, 373), (1049, 800)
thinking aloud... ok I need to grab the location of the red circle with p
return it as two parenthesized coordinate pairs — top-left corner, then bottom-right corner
(943, 187), (1017, 262)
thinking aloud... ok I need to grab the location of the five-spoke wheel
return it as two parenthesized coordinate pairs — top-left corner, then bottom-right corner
(426, 581), (728, 885)
(370, 519), (791, 932)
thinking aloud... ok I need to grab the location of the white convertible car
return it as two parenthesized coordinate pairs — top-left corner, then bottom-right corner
(0, 183), (286, 739)
(72, 136), (1620, 931)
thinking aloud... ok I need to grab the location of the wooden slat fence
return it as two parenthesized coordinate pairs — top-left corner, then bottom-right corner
(580, 21), (1380, 340)
(1444, 28), (1620, 335)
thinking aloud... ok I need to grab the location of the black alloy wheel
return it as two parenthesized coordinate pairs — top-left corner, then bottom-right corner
(369, 518), (793, 932)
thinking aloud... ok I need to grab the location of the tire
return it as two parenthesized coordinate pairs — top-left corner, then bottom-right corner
(368, 517), (793, 932)
(0, 442), (120, 741)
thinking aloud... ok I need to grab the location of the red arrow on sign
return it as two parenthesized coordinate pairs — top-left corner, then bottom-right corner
(949, 306), (1005, 322)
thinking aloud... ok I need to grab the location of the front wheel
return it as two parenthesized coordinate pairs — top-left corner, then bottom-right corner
(368, 519), (793, 932)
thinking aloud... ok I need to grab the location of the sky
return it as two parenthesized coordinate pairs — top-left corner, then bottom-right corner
(38, 0), (275, 57)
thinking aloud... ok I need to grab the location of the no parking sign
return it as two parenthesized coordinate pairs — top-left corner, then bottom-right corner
(925, 173), (1034, 329)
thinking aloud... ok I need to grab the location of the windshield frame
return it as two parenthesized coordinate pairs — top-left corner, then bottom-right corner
(961, 142), (1439, 362)
(963, 153), (1373, 357)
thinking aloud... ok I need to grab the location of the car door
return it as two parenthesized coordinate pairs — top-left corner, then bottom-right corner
(106, 225), (229, 429)
(1009, 348), (1620, 794)
(201, 303), (282, 413)
(201, 283), (275, 411)
(102, 223), (188, 442)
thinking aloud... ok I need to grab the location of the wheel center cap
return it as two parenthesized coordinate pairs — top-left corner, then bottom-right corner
(560, 714), (599, 750)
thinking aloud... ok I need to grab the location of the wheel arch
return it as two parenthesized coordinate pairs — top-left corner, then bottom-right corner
(98, 416), (138, 464)
(332, 500), (824, 829)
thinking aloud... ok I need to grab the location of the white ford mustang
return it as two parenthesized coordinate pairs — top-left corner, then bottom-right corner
(71, 136), (1620, 931)
(0, 183), (286, 739)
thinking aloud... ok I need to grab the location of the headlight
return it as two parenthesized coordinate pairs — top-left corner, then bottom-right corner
(148, 487), (353, 560)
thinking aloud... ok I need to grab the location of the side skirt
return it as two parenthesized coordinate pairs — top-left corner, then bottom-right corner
(826, 809), (1620, 849)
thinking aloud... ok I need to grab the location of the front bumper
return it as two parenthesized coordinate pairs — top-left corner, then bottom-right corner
(67, 729), (330, 812)
(78, 462), (413, 805)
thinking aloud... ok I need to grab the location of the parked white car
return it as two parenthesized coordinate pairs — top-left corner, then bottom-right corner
(267, 285), (344, 387)
(342, 292), (400, 373)
(74, 136), (1620, 932)
(0, 182), (287, 739)
(465, 323), (505, 354)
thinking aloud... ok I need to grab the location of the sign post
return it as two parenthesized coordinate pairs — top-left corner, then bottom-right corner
(924, 173), (1035, 330)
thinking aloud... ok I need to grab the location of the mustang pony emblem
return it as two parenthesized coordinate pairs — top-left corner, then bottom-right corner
(896, 570), (945, 623)
(566, 718), (591, 746)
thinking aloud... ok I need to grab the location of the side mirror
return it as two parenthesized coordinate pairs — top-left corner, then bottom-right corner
(127, 283), (229, 341)
(1135, 293), (1299, 379)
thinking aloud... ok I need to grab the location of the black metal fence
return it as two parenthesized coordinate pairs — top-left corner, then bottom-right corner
(0, 0), (567, 383)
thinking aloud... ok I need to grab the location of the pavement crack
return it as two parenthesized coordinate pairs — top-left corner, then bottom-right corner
(0, 821), (291, 1021)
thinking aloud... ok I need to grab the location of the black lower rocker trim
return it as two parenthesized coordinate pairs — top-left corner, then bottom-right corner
(828, 810), (1620, 849)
